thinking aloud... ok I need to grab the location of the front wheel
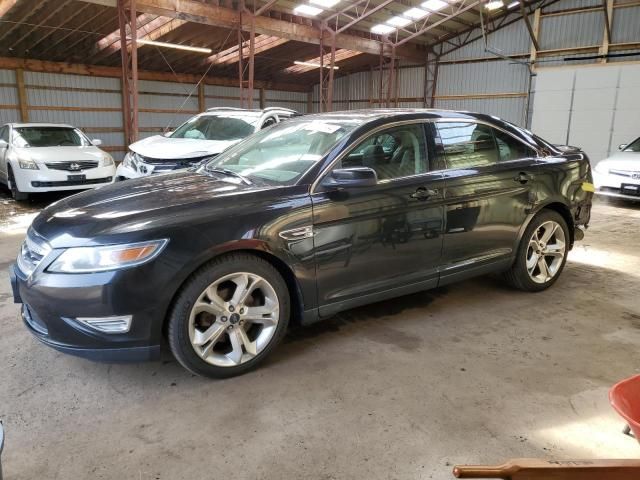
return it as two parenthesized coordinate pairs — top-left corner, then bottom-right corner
(504, 210), (570, 292)
(7, 166), (28, 201)
(167, 253), (290, 378)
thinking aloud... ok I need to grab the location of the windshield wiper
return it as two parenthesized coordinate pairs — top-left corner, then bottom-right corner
(206, 167), (252, 185)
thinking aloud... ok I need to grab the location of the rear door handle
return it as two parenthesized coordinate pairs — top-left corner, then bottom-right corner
(410, 187), (438, 200)
(513, 172), (533, 184)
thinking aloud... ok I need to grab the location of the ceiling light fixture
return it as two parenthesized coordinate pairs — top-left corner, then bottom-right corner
(421, 0), (448, 12)
(403, 7), (429, 19)
(507, 1), (520, 7)
(371, 23), (396, 35)
(293, 60), (339, 69)
(386, 15), (413, 27)
(293, 4), (324, 16)
(134, 39), (212, 54)
(485, 0), (504, 10)
(309, 0), (341, 7)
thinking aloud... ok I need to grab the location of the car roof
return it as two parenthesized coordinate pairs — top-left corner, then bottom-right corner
(204, 107), (298, 115)
(297, 108), (502, 123)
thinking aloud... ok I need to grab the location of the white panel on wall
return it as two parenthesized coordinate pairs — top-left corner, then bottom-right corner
(0, 109), (20, 124)
(24, 71), (120, 90)
(29, 110), (123, 127)
(26, 89), (122, 109)
(138, 93), (198, 111)
(532, 64), (640, 164)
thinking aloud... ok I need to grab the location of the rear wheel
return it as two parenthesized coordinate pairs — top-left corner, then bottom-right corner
(504, 210), (569, 292)
(167, 253), (290, 378)
(7, 166), (28, 201)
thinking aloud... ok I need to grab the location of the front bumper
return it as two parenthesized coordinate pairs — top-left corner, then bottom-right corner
(13, 165), (116, 193)
(10, 262), (163, 362)
(115, 162), (189, 180)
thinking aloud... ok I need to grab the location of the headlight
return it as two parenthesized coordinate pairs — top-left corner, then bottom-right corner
(18, 157), (39, 170)
(100, 153), (114, 167)
(123, 151), (138, 169)
(47, 239), (168, 273)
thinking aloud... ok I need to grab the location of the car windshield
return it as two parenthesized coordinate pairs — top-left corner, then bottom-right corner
(170, 113), (260, 141)
(13, 127), (90, 148)
(202, 119), (360, 185)
(623, 137), (640, 152)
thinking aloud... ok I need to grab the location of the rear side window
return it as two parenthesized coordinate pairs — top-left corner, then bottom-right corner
(436, 122), (498, 169)
(436, 121), (536, 169)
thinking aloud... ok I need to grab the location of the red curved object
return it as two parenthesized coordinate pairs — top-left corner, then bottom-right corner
(610, 374), (640, 441)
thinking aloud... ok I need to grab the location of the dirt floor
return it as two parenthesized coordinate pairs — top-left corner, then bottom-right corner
(1, 187), (639, 479)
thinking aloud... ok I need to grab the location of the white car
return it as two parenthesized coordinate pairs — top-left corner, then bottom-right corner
(0, 123), (116, 200)
(594, 137), (640, 200)
(116, 107), (298, 180)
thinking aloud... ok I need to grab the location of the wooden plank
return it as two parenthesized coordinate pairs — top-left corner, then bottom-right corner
(0, 57), (310, 92)
(15, 68), (29, 122)
(529, 8), (541, 68)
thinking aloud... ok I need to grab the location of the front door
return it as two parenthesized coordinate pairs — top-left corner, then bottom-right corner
(432, 121), (539, 283)
(311, 122), (445, 317)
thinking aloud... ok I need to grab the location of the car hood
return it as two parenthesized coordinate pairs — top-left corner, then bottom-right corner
(129, 135), (242, 160)
(17, 146), (105, 163)
(31, 172), (278, 247)
(598, 151), (640, 171)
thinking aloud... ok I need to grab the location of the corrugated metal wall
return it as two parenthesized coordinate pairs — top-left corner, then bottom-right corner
(0, 69), (306, 161)
(310, 0), (639, 131)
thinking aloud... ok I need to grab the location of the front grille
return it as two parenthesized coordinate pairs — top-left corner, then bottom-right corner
(138, 153), (212, 166)
(45, 161), (99, 171)
(17, 228), (51, 276)
(31, 177), (112, 187)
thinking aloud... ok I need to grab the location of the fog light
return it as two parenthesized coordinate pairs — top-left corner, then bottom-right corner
(76, 315), (132, 333)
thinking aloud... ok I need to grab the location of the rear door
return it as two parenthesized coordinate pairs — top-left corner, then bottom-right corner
(311, 121), (445, 317)
(433, 120), (539, 283)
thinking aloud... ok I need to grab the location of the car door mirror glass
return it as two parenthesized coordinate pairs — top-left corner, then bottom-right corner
(91, 138), (102, 146)
(163, 130), (174, 138)
(323, 167), (378, 188)
(618, 144), (627, 151)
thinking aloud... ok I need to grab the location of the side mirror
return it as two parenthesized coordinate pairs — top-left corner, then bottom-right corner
(0, 139), (7, 150)
(323, 167), (378, 188)
(618, 144), (627, 151)
(163, 130), (174, 138)
(92, 139), (102, 146)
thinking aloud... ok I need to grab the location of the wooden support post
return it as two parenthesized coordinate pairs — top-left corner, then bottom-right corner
(118, 0), (138, 144)
(529, 8), (541, 71)
(198, 82), (205, 111)
(15, 68), (28, 122)
(600, 0), (614, 63)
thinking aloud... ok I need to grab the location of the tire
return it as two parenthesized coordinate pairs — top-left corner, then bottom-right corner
(167, 253), (290, 378)
(7, 166), (28, 201)
(503, 209), (570, 292)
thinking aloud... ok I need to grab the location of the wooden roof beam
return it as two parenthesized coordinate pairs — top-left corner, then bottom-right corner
(76, 0), (425, 61)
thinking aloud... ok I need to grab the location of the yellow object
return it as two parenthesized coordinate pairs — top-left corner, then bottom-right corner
(582, 182), (595, 192)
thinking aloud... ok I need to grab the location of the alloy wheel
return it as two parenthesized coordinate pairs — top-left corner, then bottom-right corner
(526, 220), (566, 284)
(188, 272), (279, 367)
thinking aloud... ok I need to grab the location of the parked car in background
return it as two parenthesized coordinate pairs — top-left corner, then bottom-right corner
(594, 137), (640, 200)
(0, 123), (115, 200)
(116, 107), (299, 180)
(11, 109), (593, 378)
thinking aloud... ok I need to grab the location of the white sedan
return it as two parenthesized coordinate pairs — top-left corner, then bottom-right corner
(0, 123), (116, 200)
(594, 137), (640, 201)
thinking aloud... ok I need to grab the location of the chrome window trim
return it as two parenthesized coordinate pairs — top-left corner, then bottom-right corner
(432, 117), (543, 159)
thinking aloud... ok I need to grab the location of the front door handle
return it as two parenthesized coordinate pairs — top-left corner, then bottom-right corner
(410, 187), (438, 200)
(513, 172), (533, 184)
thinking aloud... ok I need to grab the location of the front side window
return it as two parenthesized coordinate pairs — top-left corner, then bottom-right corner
(623, 137), (640, 152)
(170, 113), (259, 141)
(13, 127), (90, 148)
(203, 119), (360, 185)
(0, 126), (8, 143)
(338, 123), (428, 181)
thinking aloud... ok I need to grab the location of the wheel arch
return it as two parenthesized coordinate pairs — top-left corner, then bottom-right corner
(161, 245), (306, 337)
(537, 201), (575, 247)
